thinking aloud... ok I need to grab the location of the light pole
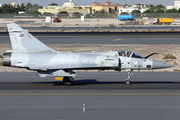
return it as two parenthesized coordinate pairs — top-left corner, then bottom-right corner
(14, 5), (18, 17)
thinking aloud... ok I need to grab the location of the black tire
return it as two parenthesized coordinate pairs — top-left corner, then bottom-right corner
(63, 77), (73, 86)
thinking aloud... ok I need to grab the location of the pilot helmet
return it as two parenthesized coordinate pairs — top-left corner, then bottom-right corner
(125, 51), (128, 54)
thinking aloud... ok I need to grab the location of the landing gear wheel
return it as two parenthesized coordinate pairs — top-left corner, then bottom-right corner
(126, 81), (130, 85)
(63, 77), (73, 86)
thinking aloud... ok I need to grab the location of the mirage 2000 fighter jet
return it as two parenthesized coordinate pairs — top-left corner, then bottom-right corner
(3, 23), (174, 85)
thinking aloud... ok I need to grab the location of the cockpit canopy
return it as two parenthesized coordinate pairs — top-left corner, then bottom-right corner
(118, 51), (144, 59)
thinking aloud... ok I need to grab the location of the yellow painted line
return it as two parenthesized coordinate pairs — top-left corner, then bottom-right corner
(55, 77), (64, 81)
(112, 39), (122, 41)
(0, 93), (180, 96)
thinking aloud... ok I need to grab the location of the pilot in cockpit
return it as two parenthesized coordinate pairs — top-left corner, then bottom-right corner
(125, 51), (128, 57)
(125, 51), (131, 57)
(118, 51), (145, 59)
(118, 51), (132, 57)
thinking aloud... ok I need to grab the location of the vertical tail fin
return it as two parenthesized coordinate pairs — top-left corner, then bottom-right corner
(7, 23), (57, 53)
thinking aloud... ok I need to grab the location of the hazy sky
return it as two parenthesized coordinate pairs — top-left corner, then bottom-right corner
(0, 0), (176, 6)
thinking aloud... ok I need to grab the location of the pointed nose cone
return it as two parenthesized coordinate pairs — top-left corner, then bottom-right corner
(152, 60), (174, 69)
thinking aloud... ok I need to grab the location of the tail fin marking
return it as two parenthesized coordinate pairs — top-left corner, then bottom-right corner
(7, 23), (57, 53)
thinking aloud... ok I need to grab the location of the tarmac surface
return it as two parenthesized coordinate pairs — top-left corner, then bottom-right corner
(0, 72), (180, 120)
(1, 34), (180, 44)
(1, 26), (180, 30)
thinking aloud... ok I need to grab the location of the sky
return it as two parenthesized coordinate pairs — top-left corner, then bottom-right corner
(0, 0), (176, 7)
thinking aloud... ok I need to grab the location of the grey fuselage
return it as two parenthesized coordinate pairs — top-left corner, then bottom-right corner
(5, 51), (158, 71)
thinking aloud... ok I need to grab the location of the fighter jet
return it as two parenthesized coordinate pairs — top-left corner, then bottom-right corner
(3, 23), (174, 85)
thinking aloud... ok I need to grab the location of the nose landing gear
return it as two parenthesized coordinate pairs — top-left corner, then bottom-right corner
(126, 69), (133, 85)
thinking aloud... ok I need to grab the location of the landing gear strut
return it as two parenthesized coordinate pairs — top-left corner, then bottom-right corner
(63, 77), (73, 86)
(126, 70), (133, 85)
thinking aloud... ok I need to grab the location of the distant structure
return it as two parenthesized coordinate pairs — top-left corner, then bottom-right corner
(167, 1), (180, 10)
(92, 1), (123, 14)
(62, 0), (76, 8)
(0, 4), (2, 7)
(11, 2), (18, 7)
(38, 0), (91, 15)
(118, 3), (149, 15)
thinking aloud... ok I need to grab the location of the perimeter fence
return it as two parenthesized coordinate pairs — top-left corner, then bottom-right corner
(135, 13), (180, 18)
(0, 14), (42, 18)
(0, 13), (180, 19)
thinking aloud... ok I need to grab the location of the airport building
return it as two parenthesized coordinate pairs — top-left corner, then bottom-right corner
(167, 1), (180, 10)
(118, 4), (149, 15)
(92, 1), (123, 14)
(38, 0), (91, 15)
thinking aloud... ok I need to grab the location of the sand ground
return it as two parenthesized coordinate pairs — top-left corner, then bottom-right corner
(1, 18), (180, 27)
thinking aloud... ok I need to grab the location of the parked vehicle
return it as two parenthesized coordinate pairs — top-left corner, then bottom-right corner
(153, 18), (174, 25)
(118, 15), (136, 21)
(53, 17), (61, 23)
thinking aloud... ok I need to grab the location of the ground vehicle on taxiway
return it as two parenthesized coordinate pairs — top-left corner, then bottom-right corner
(53, 17), (61, 23)
(153, 18), (174, 25)
(118, 15), (136, 21)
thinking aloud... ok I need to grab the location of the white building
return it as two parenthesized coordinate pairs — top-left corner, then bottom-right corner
(167, 1), (180, 10)
(167, 6), (174, 9)
(0, 4), (2, 7)
(118, 4), (149, 15)
(39, 0), (91, 15)
(43, 0), (91, 10)
(174, 1), (180, 9)
(118, 6), (138, 14)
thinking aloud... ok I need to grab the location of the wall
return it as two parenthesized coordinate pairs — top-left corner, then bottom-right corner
(92, 6), (103, 13)
(38, 8), (90, 15)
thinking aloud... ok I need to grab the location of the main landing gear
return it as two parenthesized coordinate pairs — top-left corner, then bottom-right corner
(125, 69), (133, 85)
(63, 77), (73, 86)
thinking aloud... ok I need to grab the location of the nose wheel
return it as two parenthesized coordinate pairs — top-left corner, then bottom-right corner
(125, 70), (133, 85)
(126, 80), (130, 85)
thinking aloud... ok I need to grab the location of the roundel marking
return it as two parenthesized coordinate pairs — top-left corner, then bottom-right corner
(134, 60), (138, 65)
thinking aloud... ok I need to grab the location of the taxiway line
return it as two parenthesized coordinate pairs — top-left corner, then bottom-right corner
(0, 93), (180, 96)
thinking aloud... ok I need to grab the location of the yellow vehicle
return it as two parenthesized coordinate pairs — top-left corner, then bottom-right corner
(153, 18), (174, 25)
